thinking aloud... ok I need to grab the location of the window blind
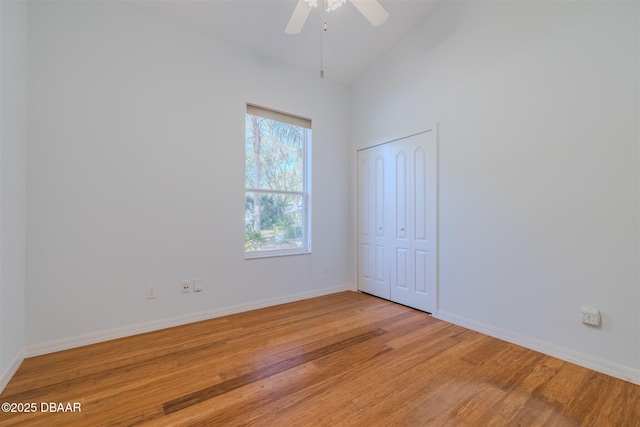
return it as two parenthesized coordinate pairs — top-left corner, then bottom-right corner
(247, 104), (311, 129)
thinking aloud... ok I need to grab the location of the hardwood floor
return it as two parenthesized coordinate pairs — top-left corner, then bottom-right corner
(1, 291), (638, 426)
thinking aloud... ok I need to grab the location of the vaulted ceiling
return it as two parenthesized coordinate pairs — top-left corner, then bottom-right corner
(135, 0), (439, 86)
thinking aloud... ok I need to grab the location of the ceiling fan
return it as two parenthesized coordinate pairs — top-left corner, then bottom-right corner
(285, 0), (389, 35)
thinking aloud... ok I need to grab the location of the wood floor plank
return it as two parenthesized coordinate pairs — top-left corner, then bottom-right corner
(162, 328), (387, 414)
(1, 291), (637, 426)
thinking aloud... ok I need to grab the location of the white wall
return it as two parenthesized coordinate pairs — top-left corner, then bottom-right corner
(0, 0), (28, 389)
(351, 0), (639, 378)
(26, 1), (352, 348)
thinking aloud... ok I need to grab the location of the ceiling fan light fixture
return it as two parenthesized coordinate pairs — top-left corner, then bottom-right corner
(304, 0), (346, 12)
(287, 0), (388, 36)
(326, 0), (346, 12)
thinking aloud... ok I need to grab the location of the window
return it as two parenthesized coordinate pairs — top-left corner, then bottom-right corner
(245, 104), (311, 257)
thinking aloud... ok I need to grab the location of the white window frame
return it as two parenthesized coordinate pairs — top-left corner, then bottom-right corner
(245, 104), (312, 259)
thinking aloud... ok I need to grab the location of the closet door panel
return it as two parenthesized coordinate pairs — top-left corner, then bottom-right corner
(413, 146), (428, 242)
(375, 155), (385, 238)
(373, 151), (390, 299)
(358, 130), (437, 311)
(359, 158), (371, 240)
(390, 143), (413, 307)
(395, 151), (408, 240)
(395, 248), (408, 290)
(409, 133), (437, 312)
(357, 146), (390, 300)
(357, 152), (375, 294)
(359, 243), (371, 281)
(414, 250), (428, 294)
(392, 133), (436, 312)
(375, 245), (386, 284)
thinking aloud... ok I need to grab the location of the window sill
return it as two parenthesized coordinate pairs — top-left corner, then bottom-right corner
(245, 249), (311, 260)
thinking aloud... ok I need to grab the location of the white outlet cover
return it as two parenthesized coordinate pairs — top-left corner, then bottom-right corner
(581, 307), (600, 326)
(181, 280), (192, 293)
(146, 286), (156, 299)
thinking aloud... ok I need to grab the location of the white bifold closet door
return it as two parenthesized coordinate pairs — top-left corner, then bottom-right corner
(357, 131), (437, 313)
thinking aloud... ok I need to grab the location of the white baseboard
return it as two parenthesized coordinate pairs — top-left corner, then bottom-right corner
(433, 311), (640, 386)
(0, 348), (25, 394)
(25, 285), (353, 358)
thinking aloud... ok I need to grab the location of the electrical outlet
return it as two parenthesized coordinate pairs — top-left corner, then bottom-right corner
(581, 307), (600, 326)
(323, 263), (329, 274)
(181, 280), (192, 293)
(146, 286), (156, 299)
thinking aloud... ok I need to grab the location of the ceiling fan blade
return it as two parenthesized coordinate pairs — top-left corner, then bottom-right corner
(350, 0), (389, 27)
(285, 0), (312, 34)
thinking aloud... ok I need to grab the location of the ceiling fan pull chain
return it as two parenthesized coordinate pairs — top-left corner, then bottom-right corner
(324, 0), (328, 31)
(319, 0), (327, 78)
(320, 10), (325, 78)
(319, 37), (324, 77)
